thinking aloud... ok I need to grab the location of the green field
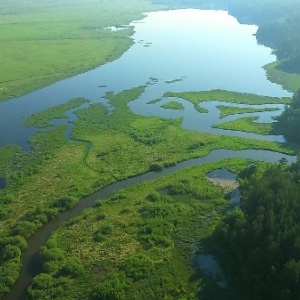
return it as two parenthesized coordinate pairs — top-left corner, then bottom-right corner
(264, 62), (300, 93)
(161, 101), (185, 110)
(164, 89), (290, 107)
(214, 117), (273, 135)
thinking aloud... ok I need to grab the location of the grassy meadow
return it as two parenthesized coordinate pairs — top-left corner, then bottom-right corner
(164, 89), (291, 107)
(264, 62), (300, 93)
(217, 105), (278, 118)
(160, 101), (185, 110)
(213, 117), (273, 135)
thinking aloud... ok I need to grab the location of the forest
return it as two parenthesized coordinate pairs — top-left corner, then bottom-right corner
(211, 160), (300, 300)
(275, 90), (300, 142)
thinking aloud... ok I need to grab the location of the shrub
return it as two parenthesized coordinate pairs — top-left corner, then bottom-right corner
(90, 275), (127, 300)
(51, 196), (77, 210)
(149, 163), (163, 172)
(123, 254), (154, 281)
(60, 259), (84, 277)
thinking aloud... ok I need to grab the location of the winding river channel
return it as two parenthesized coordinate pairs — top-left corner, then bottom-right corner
(3, 149), (297, 300)
(1, 8), (297, 300)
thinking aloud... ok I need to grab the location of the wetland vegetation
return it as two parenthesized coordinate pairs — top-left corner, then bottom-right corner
(1, 0), (300, 299)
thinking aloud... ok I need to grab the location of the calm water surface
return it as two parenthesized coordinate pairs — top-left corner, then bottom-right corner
(0, 9), (291, 149)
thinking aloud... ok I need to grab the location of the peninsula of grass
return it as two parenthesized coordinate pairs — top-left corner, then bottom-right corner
(24, 98), (88, 128)
(264, 62), (300, 93)
(217, 105), (278, 118)
(164, 89), (291, 106)
(160, 101), (184, 110)
(27, 158), (251, 300)
(214, 117), (273, 135)
(0, 0), (164, 102)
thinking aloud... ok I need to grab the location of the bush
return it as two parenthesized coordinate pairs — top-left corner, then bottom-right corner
(123, 254), (154, 281)
(3, 245), (21, 260)
(149, 163), (163, 172)
(94, 224), (113, 242)
(91, 275), (127, 300)
(51, 196), (77, 210)
(41, 247), (65, 263)
(99, 224), (114, 235)
(1, 194), (13, 204)
(12, 221), (37, 238)
(60, 259), (84, 277)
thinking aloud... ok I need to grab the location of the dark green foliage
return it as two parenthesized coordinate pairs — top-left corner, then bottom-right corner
(137, 195), (183, 248)
(60, 259), (84, 278)
(94, 223), (114, 242)
(3, 245), (21, 260)
(41, 246), (65, 264)
(1, 194), (13, 204)
(51, 196), (77, 210)
(149, 163), (163, 172)
(12, 221), (38, 238)
(96, 212), (106, 221)
(123, 254), (154, 281)
(276, 89), (300, 141)
(27, 273), (65, 300)
(0, 235), (27, 254)
(130, 130), (164, 146)
(188, 141), (206, 150)
(214, 162), (300, 299)
(90, 275), (127, 300)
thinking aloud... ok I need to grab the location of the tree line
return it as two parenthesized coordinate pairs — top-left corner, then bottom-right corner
(211, 160), (300, 299)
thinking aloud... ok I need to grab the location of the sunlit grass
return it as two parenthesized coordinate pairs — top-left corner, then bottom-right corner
(217, 105), (278, 118)
(164, 89), (291, 106)
(214, 117), (273, 135)
(264, 62), (300, 93)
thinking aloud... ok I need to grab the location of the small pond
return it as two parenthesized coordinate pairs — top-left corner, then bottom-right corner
(0, 177), (7, 190)
(196, 254), (227, 288)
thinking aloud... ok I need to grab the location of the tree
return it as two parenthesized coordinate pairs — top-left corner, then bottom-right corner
(275, 89), (300, 141)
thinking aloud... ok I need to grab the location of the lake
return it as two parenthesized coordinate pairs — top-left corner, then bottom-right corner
(0, 9), (291, 149)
